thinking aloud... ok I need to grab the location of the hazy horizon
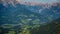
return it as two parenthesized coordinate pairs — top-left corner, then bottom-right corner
(24, 0), (59, 3)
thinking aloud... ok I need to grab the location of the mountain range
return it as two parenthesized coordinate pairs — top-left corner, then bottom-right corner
(0, 0), (60, 25)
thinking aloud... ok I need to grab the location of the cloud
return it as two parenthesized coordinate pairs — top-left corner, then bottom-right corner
(1, 0), (59, 6)
(16, 0), (24, 3)
(24, 0), (58, 3)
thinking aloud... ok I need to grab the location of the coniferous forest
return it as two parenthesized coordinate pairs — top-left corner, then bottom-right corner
(0, 0), (60, 34)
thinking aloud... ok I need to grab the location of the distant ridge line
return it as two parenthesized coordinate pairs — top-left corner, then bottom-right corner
(0, 0), (60, 7)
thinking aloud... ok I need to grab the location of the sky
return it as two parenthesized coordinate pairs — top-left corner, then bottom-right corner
(23, 0), (58, 3)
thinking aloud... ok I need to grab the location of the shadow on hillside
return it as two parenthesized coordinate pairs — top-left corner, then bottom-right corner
(31, 18), (60, 34)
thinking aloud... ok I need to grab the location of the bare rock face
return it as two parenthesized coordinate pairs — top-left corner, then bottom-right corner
(0, 0), (17, 6)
